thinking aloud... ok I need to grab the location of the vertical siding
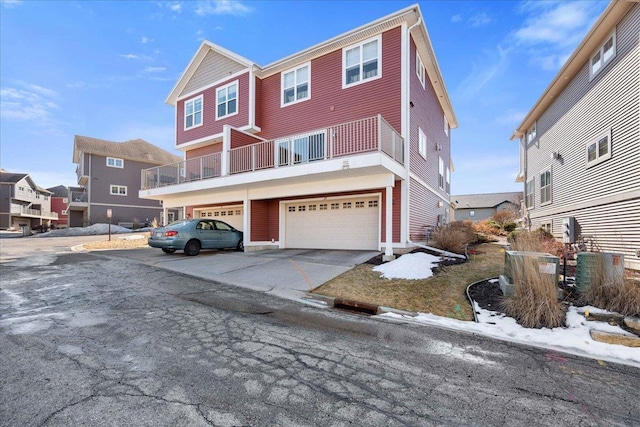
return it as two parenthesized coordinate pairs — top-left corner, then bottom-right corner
(177, 72), (250, 145)
(256, 27), (402, 140)
(180, 50), (247, 96)
(526, 4), (639, 268)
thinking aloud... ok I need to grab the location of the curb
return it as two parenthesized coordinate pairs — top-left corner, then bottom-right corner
(303, 292), (418, 318)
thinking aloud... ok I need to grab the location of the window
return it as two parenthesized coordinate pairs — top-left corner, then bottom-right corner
(541, 222), (552, 233)
(184, 95), (203, 130)
(278, 132), (325, 166)
(61, 210), (68, 215)
(470, 211), (475, 217)
(288, 206), (295, 212)
(444, 116), (449, 137)
(526, 177), (535, 208)
(110, 185), (127, 196)
(590, 31), (616, 78)
(319, 204), (327, 210)
(107, 157), (124, 168)
(416, 52), (425, 88)
(309, 204), (317, 211)
(343, 35), (381, 88)
(526, 122), (537, 143)
(586, 129), (611, 167)
(438, 156), (445, 190)
(298, 206), (306, 212)
(368, 200), (378, 208)
(446, 167), (450, 195)
(418, 127), (427, 159)
(343, 202), (352, 209)
(282, 63), (310, 106)
(355, 201), (364, 208)
(540, 169), (551, 205)
(331, 203), (339, 209)
(216, 81), (238, 120)
(18, 186), (25, 195)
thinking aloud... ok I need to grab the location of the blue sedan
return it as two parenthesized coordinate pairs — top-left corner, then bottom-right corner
(148, 219), (244, 256)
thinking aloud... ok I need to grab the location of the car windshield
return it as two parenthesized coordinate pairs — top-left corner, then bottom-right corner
(166, 219), (193, 228)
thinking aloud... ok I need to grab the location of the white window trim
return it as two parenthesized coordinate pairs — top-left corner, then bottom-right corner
(586, 128), (612, 168)
(106, 157), (124, 169)
(526, 122), (537, 143)
(61, 210), (68, 215)
(525, 177), (535, 208)
(438, 156), (445, 190)
(110, 185), (127, 196)
(281, 62), (311, 107)
(540, 168), (552, 206)
(416, 51), (425, 89)
(590, 30), (616, 80)
(446, 167), (450, 195)
(418, 127), (427, 159)
(444, 116), (449, 137)
(184, 94), (204, 131)
(215, 80), (239, 121)
(342, 34), (382, 89)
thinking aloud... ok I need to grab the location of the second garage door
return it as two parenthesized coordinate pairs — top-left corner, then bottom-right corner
(197, 206), (244, 231)
(285, 197), (379, 250)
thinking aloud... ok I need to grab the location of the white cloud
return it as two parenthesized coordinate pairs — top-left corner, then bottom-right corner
(119, 53), (153, 61)
(120, 53), (139, 60)
(0, 84), (59, 122)
(469, 12), (491, 27)
(451, 14), (462, 23)
(141, 36), (152, 44)
(169, 2), (182, 13)
(454, 45), (509, 100)
(194, 0), (252, 16)
(143, 66), (166, 73)
(496, 110), (526, 126)
(515, 2), (598, 47)
(1, 0), (22, 8)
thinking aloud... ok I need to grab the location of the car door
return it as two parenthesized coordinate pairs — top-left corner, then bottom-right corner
(195, 220), (216, 248)
(213, 220), (236, 248)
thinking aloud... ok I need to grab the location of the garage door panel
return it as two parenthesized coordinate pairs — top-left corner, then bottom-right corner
(198, 207), (244, 231)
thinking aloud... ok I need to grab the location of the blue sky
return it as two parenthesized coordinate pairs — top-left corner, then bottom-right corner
(0, 0), (608, 194)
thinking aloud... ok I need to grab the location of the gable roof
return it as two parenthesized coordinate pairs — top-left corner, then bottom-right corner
(0, 172), (29, 184)
(73, 135), (182, 165)
(511, 0), (635, 139)
(47, 185), (68, 198)
(453, 192), (523, 209)
(165, 4), (457, 129)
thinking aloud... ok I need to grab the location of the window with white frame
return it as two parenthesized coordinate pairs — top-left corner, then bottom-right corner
(216, 81), (238, 120)
(106, 157), (124, 168)
(438, 156), (445, 189)
(540, 169), (551, 205)
(590, 31), (616, 78)
(416, 52), (425, 88)
(343, 35), (381, 88)
(61, 210), (68, 215)
(526, 122), (537, 143)
(444, 116), (449, 137)
(184, 95), (203, 130)
(525, 177), (534, 208)
(18, 186), (25, 195)
(418, 127), (427, 159)
(110, 185), (127, 196)
(282, 63), (310, 106)
(541, 222), (552, 233)
(446, 166), (450, 195)
(586, 129), (611, 167)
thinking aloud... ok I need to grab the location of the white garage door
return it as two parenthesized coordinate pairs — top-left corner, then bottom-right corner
(198, 206), (244, 231)
(285, 197), (379, 250)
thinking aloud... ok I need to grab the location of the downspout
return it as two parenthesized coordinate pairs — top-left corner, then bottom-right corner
(404, 15), (465, 261)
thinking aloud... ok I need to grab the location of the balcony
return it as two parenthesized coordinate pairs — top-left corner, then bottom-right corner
(67, 190), (88, 211)
(11, 206), (59, 220)
(76, 165), (89, 185)
(141, 115), (403, 191)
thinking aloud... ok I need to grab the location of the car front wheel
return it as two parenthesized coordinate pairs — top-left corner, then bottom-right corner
(236, 239), (244, 252)
(162, 248), (176, 254)
(184, 239), (201, 256)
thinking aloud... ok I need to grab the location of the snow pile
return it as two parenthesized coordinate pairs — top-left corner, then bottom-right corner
(33, 223), (132, 237)
(373, 252), (441, 280)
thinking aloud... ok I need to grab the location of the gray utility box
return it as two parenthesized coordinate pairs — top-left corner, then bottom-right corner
(499, 251), (560, 297)
(575, 252), (625, 292)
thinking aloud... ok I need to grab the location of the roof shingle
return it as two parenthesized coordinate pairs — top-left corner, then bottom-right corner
(73, 135), (181, 165)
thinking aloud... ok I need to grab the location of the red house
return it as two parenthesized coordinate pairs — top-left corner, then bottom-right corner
(47, 185), (69, 228)
(139, 4), (457, 259)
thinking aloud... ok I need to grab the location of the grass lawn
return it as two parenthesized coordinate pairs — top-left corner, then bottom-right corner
(312, 243), (505, 321)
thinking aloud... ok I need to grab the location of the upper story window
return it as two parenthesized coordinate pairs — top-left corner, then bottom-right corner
(418, 127), (427, 159)
(18, 186), (25, 195)
(216, 81), (238, 120)
(444, 116), (449, 137)
(540, 169), (552, 205)
(343, 35), (381, 88)
(446, 167), (450, 195)
(107, 157), (124, 168)
(282, 63), (310, 106)
(438, 156), (445, 190)
(184, 95), (203, 130)
(586, 128), (612, 168)
(590, 31), (616, 79)
(526, 122), (537, 143)
(525, 177), (534, 208)
(110, 185), (127, 196)
(416, 52), (425, 88)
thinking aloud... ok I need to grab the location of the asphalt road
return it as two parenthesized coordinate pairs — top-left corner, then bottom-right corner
(1, 237), (639, 426)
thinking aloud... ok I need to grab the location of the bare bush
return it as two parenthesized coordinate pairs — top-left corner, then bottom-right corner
(492, 210), (517, 227)
(432, 222), (476, 254)
(474, 219), (501, 236)
(509, 228), (563, 257)
(151, 217), (160, 229)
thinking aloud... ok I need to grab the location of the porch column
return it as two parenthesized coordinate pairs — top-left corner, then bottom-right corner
(162, 207), (168, 226)
(243, 191), (250, 249)
(383, 185), (395, 261)
(222, 124), (230, 176)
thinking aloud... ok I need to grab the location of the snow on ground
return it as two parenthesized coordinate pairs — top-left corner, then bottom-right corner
(373, 252), (441, 279)
(32, 224), (152, 237)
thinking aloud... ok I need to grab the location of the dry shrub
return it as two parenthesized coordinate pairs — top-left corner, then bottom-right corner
(431, 221), (476, 254)
(492, 210), (517, 227)
(474, 219), (501, 236)
(151, 217), (160, 228)
(509, 228), (563, 257)
(580, 255), (640, 316)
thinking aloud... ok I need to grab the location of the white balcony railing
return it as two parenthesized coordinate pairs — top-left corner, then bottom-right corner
(141, 115), (403, 190)
(10, 206), (59, 219)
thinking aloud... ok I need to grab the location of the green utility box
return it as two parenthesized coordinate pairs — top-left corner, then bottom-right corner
(575, 252), (625, 293)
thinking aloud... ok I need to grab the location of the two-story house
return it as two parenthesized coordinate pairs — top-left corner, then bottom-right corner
(139, 4), (457, 259)
(71, 136), (182, 227)
(0, 170), (58, 231)
(512, 0), (639, 270)
(453, 192), (523, 222)
(47, 185), (69, 228)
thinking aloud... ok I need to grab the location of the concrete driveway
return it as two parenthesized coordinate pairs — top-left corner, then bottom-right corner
(96, 247), (379, 303)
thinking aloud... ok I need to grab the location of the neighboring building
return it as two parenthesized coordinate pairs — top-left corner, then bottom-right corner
(0, 170), (58, 231)
(139, 4), (458, 259)
(512, 0), (639, 270)
(47, 185), (69, 228)
(453, 192), (522, 222)
(71, 136), (182, 227)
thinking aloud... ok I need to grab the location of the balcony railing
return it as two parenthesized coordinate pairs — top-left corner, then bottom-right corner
(10, 206), (59, 219)
(69, 190), (88, 203)
(142, 115), (403, 190)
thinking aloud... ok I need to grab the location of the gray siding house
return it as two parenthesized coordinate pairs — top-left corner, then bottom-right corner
(512, 0), (639, 270)
(453, 192), (522, 222)
(0, 170), (58, 231)
(70, 136), (182, 227)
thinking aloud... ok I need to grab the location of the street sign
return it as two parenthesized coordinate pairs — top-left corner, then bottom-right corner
(107, 209), (112, 218)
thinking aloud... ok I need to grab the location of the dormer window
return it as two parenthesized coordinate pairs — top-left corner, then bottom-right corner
(343, 35), (381, 88)
(184, 95), (203, 130)
(590, 31), (616, 79)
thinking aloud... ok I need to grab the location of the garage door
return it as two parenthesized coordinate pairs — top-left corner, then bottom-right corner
(197, 206), (244, 231)
(285, 197), (379, 250)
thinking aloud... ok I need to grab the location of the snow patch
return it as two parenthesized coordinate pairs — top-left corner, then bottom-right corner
(373, 252), (441, 280)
